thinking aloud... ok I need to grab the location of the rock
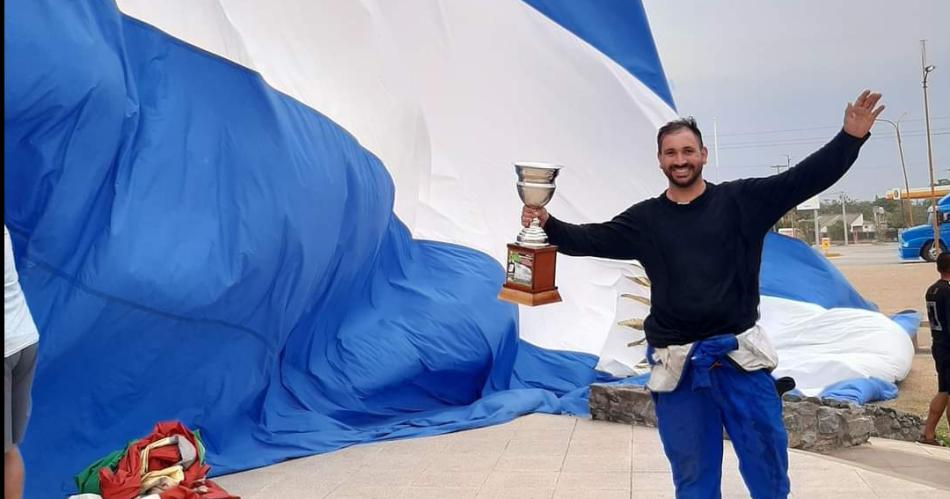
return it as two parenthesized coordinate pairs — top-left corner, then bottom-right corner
(816, 407), (841, 434)
(589, 384), (656, 427)
(844, 414), (873, 445)
(821, 398), (854, 410)
(799, 428), (817, 450)
(782, 392), (803, 403)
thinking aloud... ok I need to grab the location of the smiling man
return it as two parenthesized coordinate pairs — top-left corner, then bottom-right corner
(522, 90), (884, 498)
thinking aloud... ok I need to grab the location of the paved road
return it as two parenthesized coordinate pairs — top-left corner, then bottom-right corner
(823, 242), (929, 267)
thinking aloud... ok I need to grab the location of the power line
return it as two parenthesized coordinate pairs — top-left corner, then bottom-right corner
(718, 129), (949, 151)
(715, 115), (950, 138)
(716, 124), (844, 138)
(719, 160), (943, 172)
(719, 128), (948, 147)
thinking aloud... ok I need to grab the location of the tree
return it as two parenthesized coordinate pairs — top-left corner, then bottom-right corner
(827, 220), (845, 242)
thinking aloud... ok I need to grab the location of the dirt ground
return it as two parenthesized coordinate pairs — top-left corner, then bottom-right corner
(835, 260), (949, 445)
(836, 261), (933, 316)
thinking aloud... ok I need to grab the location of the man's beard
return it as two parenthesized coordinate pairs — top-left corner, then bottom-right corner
(663, 163), (703, 188)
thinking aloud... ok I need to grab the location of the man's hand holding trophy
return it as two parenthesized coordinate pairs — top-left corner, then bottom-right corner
(497, 162), (563, 306)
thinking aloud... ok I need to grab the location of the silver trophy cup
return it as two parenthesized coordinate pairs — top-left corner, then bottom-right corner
(515, 162), (562, 247)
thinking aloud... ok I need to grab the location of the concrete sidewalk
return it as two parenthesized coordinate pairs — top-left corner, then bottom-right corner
(213, 414), (950, 498)
(828, 436), (950, 490)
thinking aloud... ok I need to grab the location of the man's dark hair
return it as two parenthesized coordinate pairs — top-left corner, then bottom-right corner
(657, 117), (704, 151)
(938, 251), (950, 274)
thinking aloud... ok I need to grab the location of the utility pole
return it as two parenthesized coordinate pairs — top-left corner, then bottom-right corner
(840, 192), (849, 246)
(770, 158), (796, 234)
(922, 40), (940, 257)
(713, 117), (720, 183)
(784, 155), (797, 234)
(770, 165), (785, 232)
(875, 206), (887, 243)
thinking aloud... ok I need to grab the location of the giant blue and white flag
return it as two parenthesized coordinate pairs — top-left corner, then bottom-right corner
(4, 1), (913, 497)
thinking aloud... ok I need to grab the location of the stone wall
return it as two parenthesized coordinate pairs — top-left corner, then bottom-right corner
(781, 395), (873, 452)
(589, 384), (924, 453)
(864, 404), (926, 441)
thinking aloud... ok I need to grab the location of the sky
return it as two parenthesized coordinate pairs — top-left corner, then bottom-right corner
(642, 0), (949, 201)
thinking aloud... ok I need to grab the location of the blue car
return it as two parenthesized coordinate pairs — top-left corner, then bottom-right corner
(898, 193), (950, 262)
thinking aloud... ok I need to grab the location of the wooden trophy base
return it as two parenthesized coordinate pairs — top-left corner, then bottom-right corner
(497, 287), (562, 306)
(498, 243), (561, 306)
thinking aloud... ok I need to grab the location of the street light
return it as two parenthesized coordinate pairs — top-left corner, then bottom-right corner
(922, 41), (939, 258)
(874, 114), (913, 226)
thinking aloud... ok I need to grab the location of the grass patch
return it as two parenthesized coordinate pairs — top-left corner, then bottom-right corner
(936, 420), (950, 447)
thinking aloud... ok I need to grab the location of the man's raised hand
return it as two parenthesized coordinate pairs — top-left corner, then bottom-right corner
(843, 89), (885, 138)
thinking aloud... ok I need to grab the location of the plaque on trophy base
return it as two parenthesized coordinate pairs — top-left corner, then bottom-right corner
(498, 243), (562, 306)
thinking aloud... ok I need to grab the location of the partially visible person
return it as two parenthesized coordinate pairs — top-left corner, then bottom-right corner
(4, 224), (40, 499)
(920, 251), (950, 446)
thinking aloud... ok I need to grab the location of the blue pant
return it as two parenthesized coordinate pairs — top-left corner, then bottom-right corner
(652, 335), (790, 498)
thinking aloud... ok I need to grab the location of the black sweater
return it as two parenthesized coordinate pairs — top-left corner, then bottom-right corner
(925, 279), (950, 350)
(545, 130), (868, 348)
